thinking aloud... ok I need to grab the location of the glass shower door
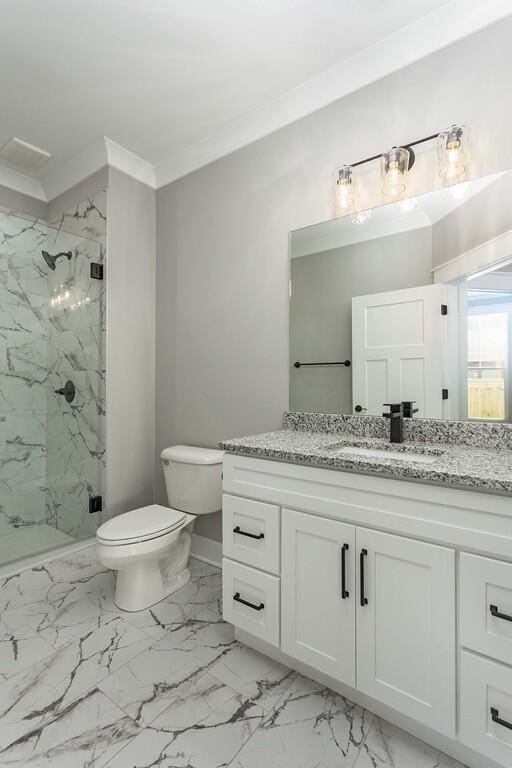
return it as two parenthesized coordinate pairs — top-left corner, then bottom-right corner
(0, 210), (105, 566)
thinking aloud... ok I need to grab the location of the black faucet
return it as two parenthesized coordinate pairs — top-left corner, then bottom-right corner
(382, 403), (404, 443)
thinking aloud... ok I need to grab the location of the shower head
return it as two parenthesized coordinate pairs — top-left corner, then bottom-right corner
(42, 250), (72, 271)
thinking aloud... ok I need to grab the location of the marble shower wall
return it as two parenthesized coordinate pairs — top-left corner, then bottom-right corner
(0, 213), (49, 531)
(0, 189), (107, 545)
(47, 190), (107, 539)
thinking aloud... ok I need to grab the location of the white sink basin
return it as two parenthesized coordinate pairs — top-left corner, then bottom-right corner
(334, 446), (441, 465)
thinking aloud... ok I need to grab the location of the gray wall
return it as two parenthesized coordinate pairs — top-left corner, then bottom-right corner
(290, 227), (433, 414)
(432, 172), (512, 268)
(107, 168), (156, 519)
(155, 17), (512, 543)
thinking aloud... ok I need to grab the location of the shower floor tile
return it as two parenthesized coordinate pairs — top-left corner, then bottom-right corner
(0, 523), (73, 565)
(0, 545), (468, 768)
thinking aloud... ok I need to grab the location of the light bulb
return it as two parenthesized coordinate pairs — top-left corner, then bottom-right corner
(335, 165), (355, 213)
(438, 125), (469, 181)
(381, 147), (411, 196)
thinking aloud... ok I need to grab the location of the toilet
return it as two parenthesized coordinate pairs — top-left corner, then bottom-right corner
(96, 445), (223, 612)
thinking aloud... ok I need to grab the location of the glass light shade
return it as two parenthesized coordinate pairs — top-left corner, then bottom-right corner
(438, 125), (469, 181)
(381, 147), (410, 196)
(335, 165), (355, 213)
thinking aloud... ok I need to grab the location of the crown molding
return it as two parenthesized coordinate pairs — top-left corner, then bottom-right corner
(104, 138), (156, 189)
(0, 163), (47, 201)
(155, 0), (512, 188)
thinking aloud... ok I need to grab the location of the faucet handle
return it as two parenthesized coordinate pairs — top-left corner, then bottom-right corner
(402, 400), (419, 417)
(382, 403), (403, 418)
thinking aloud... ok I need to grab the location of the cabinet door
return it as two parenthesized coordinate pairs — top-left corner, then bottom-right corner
(281, 508), (356, 686)
(356, 528), (455, 736)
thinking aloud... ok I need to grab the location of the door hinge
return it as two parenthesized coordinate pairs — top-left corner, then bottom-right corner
(89, 495), (103, 514)
(441, 304), (448, 315)
(90, 262), (104, 280)
(442, 388), (449, 400)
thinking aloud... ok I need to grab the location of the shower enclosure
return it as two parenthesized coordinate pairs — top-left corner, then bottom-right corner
(0, 209), (105, 566)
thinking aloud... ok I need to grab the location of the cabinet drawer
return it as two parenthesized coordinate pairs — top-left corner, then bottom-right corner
(460, 553), (512, 666)
(222, 494), (280, 574)
(460, 651), (512, 767)
(222, 558), (280, 646)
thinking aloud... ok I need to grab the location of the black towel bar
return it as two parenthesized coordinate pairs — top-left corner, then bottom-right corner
(293, 360), (351, 368)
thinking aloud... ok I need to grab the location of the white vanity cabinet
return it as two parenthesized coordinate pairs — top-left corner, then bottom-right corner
(281, 509), (356, 685)
(221, 453), (512, 768)
(355, 528), (455, 735)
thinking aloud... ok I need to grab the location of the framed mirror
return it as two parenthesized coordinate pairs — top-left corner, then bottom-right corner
(289, 169), (512, 422)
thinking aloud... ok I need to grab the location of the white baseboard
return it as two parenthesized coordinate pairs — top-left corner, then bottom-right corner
(190, 533), (222, 568)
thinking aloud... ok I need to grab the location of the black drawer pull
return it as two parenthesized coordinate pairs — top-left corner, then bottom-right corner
(490, 604), (512, 623)
(491, 707), (512, 731)
(233, 592), (264, 611)
(341, 543), (349, 599)
(233, 526), (264, 540)
(360, 548), (368, 606)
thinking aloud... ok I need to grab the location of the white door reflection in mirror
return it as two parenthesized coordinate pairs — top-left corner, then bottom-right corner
(352, 284), (457, 419)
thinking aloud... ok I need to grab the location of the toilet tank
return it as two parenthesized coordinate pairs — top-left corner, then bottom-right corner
(160, 445), (224, 515)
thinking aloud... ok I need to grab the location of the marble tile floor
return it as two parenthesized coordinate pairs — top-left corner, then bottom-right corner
(0, 524), (73, 566)
(0, 545), (467, 768)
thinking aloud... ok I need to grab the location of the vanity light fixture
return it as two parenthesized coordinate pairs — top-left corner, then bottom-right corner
(334, 124), (470, 216)
(335, 165), (356, 211)
(381, 146), (413, 196)
(438, 124), (469, 180)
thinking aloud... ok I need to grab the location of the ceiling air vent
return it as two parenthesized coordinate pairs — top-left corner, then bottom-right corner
(0, 137), (50, 170)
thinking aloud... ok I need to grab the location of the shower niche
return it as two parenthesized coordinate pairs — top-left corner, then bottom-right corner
(0, 196), (106, 566)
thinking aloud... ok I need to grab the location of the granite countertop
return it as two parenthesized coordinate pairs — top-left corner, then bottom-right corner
(219, 428), (512, 496)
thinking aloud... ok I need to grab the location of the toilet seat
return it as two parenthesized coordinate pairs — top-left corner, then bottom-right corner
(96, 504), (187, 546)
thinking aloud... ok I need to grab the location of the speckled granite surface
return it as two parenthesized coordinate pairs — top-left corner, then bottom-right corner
(219, 413), (512, 496)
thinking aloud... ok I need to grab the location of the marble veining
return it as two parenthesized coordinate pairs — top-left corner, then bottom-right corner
(0, 545), (467, 767)
(220, 413), (512, 495)
(0, 189), (107, 562)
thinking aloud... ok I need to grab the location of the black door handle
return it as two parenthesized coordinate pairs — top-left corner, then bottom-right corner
(233, 592), (264, 611)
(360, 548), (368, 606)
(355, 405), (367, 413)
(341, 543), (349, 599)
(491, 707), (512, 731)
(490, 604), (512, 623)
(233, 526), (264, 540)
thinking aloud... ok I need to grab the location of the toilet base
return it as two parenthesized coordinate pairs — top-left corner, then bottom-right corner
(115, 563), (191, 612)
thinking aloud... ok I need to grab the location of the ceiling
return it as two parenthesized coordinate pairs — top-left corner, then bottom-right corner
(0, 0), (509, 198)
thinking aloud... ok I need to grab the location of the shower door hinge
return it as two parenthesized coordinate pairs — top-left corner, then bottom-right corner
(89, 495), (103, 514)
(90, 263), (104, 280)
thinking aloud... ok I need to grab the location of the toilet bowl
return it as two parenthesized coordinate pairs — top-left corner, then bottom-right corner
(96, 446), (223, 612)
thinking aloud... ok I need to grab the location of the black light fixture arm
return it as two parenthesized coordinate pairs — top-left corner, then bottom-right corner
(349, 132), (440, 170)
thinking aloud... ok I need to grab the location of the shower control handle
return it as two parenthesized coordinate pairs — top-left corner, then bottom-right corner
(54, 380), (76, 403)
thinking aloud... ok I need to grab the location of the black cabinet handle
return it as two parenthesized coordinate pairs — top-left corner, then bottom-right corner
(491, 707), (512, 731)
(233, 526), (264, 540)
(360, 548), (368, 606)
(490, 604), (512, 623)
(341, 543), (349, 599)
(233, 592), (264, 611)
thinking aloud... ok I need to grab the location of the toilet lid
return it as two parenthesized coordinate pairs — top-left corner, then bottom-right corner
(96, 504), (186, 544)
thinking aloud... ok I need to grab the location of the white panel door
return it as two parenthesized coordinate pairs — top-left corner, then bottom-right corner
(281, 508), (356, 686)
(352, 284), (454, 418)
(356, 528), (455, 736)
